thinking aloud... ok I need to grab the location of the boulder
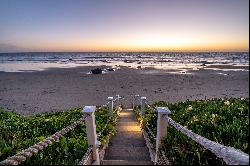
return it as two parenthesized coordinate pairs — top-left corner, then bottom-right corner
(106, 68), (115, 71)
(91, 68), (103, 74)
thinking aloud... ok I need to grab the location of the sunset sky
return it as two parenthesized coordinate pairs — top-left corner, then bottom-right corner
(0, 0), (249, 52)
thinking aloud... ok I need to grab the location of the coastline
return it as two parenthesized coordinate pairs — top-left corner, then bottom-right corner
(0, 65), (248, 115)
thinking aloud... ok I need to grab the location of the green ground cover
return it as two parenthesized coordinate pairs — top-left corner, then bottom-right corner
(0, 106), (118, 165)
(135, 98), (249, 165)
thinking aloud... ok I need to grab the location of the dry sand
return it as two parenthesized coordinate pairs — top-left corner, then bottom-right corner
(0, 65), (249, 115)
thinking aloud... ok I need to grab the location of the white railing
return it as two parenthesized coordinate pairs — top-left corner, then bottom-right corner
(136, 95), (249, 165)
(165, 116), (249, 165)
(0, 114), (89, 165)
(74, 95), (122, 165)
(0, 95), (122, 165)
(133, 95), (169, 165)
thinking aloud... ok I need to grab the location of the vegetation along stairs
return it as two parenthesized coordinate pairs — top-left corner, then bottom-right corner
(101, 108), (153, 165)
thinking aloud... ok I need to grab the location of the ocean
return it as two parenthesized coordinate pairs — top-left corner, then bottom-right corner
(0, 52), (249, 72)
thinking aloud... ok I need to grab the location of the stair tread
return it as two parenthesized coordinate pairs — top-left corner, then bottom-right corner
(117, 122), (139, 125)
(117, 125), (141, 132)
(118, 118), (136, 122)
(104, 146), (151, 161)
(109, 138), (146, 147)
(101, 160), (153, 165)
(110, 135), (144, 142)
(112, 131), (144, 140)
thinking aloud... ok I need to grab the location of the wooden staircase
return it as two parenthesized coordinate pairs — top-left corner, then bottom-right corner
(101, 109), (153, 165)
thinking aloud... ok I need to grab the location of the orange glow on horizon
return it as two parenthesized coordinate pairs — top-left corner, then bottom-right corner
(19, 31), (248, 52)
(22, 41), (248, 52)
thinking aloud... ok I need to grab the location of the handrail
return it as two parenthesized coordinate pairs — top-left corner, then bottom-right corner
(145, 125), (156, 141)
(97, 116), (113, 138)
(164, 116), (249, 165)
(135, 103), (168, 165)
(78, 146), (93, 165)
(101, 101), (110, 107)
(145, 99), (153, 109)
(95, 105), (108, 112)
(0, 114), (89, 165)
(96, 95), (122, 138)
(158, 149), (170, 165)
(113, 96), (122, 103)
(97, 95), (120, 111)
(136, 96), (154, 109)
(113, 98), (118, 102)
(97, 104), (120, 139)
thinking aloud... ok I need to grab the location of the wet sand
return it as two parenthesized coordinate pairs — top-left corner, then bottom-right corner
(0, 66), (249, 115)
(204, 64), (249, 70)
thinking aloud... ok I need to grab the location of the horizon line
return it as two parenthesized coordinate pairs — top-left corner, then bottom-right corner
(0, 50), (249, 54)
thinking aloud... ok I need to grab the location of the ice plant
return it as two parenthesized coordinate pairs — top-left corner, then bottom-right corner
(0, 106), (118, 165)
(187, 105), (193, 111)
(192, 116), (199, 122)
(138, 98), (249, 165)
(224, 100), (230, 106)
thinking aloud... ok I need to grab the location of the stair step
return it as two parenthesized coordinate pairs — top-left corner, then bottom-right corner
(109, 137), (146, 147)
(124, 109), (134, 111)
(104, 146), (151, 161)
(118, 118), (136, 122)
(117, 122), (139, 126)
(119, 112), (134, 118)
(101, 160), (153, 165)
(114, 131), (143, 139)
(121, 111), (134, 114)
(118, 117), (135, 121)
(117, 125), (141, 132)
(122, 109), (133, 111)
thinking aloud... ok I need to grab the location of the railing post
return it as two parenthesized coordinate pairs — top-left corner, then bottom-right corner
(116, 94), (120, 104)
(135, 94), (140, 107)
(132, 95), (135, 109)
(155, 107), (171, 164)
(108, 97), (114, 116)
(83, 106), (100, 165)
(140, 97), (146, 115)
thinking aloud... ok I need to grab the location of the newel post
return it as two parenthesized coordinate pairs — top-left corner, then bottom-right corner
(140, 97), (146, 115)
(116, 94), (120, 104)
(132, 95), (135, 109)
(83, 106), (100, 165)
(134, 94), (140, 107)
(155, 107), (171, 164)
(108, 97), (114, 116)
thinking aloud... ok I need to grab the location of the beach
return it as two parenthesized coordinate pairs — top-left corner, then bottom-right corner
(0, 64), (248, 115)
